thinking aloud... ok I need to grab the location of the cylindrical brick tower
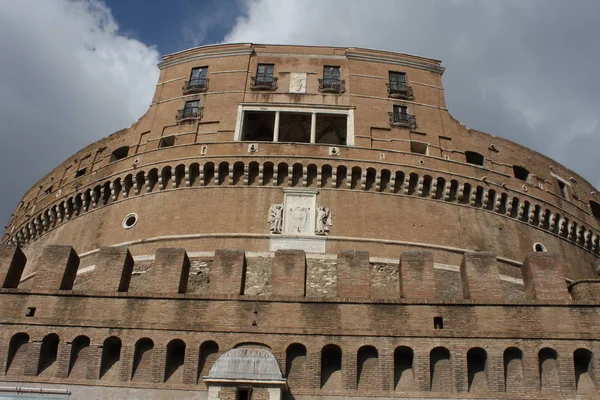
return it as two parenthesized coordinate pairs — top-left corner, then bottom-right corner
(1, 43), (599, 399)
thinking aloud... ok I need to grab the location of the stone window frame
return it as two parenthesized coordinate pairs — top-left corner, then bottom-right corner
(234, 104), (355, 146)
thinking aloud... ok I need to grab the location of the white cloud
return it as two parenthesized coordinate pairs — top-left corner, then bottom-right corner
(224, 0), (600, 190)
(0, 0), (160, 225)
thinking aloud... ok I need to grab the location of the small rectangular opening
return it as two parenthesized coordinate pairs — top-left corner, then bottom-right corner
(44, 186), (53, 195)
(410, 141), (428, 155)
(434, 316), (443, 329)
(26, 307), (36, 317)
(159, 135), (176, 148)
(75, 167), (87, 178)
(237, 388), (252, 400)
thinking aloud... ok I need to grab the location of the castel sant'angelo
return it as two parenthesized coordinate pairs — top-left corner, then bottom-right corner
(1, 43), (600, 400)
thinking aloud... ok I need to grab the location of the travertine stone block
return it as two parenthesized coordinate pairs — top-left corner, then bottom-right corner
(272, 250), (306, 297)
(0, 245), (27, 288)
(32, 246), (79, 291)
(400, 251), (436, 299)
(522, 252), (569, 300)
(460, 252), (503, 300)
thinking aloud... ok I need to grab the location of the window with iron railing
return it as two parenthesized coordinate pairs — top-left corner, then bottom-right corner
(319, 66), (345, 93)
(389, 105), (416, 129)
(176, 100), (202, 121)
(388, 71), (413, 100)
(251, 64), (277, 90)
(183, 67), (209, 93)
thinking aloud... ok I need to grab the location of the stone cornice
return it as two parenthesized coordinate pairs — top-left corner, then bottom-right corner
(346, 49), (445, 75)
(158, 48), (254, 70)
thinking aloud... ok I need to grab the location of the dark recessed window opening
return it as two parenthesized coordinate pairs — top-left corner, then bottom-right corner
(590, 201), (600, 220)
(279, 113), (311, 143)
(44, 186), (53, 195)
(557, 179), (568, 198)
(237, 388), (252, 400)
(513, 165), (530, 181)
(320, 66), (343, 92)
(180, 100), (201, 119)
(185, 66), (208, 92)
(110, 146), (129, 162)
(388, 71), (412, 99)
(159, 136), (176, 148)
(465, 151), (485, 166)
(316, 114), (347, 145)
(26, 307), (36, 317)
(242, 111), (275, 141)
(75, 167), (87, 178)
(257, 63), (274, 82)
(410, 141), (428, 155)
(434, 317), (444, 329)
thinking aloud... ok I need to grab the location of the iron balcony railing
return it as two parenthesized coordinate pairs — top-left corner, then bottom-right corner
(182, 77), (209, 94)
(387, 82), (414, 100)
(250, 76), (278, 90)
(318, 78), (345, 94)
(389, 112), (417, 129)
(176, 106), (203, 122)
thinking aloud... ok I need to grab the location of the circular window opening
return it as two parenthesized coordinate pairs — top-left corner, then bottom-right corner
(122, 213), (138, 229)
(533, 242), (547, 252)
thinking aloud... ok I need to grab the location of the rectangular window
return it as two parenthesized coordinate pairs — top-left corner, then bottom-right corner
(44, 185), (53, 195)
(183, 100), (200, 118)
(389, 71), (407, 88)
(393, 104), (408, 117)
(186, 66), (209, 92)
(252, 64), (277, 89)
(324, 66), (340, 81)
(320, 66), (343, 93)
(257, 63), (274, 79)
(190, 66), (208, 82)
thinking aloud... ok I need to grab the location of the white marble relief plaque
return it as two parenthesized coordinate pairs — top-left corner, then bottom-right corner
(289, 72), (307, 93)
(282, 189), (317, 235)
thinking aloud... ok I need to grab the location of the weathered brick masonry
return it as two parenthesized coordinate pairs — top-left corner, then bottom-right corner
(1, 43), (600, 399)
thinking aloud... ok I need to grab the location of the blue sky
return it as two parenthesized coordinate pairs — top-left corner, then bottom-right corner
(105, 0), (241, 54)
(1, 0), (600, 228)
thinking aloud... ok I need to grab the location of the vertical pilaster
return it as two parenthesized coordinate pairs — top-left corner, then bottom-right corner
(23, 340), (41, 376)
(86, 345), (103, 380)
(343, 347), (357, 390)
(55, 341), (71, 378)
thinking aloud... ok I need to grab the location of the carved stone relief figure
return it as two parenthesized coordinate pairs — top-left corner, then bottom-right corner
(268, 204), (283, 234)
(289, 206), (309, 233)
(315, 206), (332, 235)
